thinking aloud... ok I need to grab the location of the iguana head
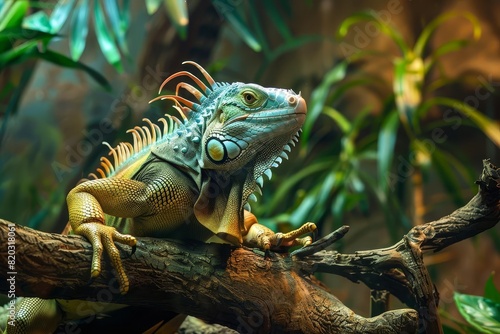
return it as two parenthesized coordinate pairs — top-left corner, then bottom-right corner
(202, 83), (306, 173)
(150, 61), (307, 243)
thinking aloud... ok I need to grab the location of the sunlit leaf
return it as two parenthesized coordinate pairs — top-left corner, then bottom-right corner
(146, 0), (162, 14)
(93, 0), (123, 72)
(49, 0), (75, 33)
(23, 11), (52, 33)
(485, 273), (500, 304)
(0, 0), (28, 31)
(69, 0), (89, 61)
(414, 12), (481, 57)
(454, 292), (500, 333)
(377, 112), (399, 191)
(163, 0), (188, 39)
(104, 0), (129, 55)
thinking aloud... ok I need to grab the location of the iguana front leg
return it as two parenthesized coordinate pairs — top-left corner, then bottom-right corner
(242, 211), (316, 251)
(67, 178), (148, 294)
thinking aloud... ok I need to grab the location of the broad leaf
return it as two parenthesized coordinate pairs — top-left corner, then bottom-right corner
(23, 11), (52, 33)
(93, 0), (123, 72)
(104, 0), (129, 55)
(49, 0), (75, 33)
(454, 292), (500, 333)
(69, 0), (89, 61)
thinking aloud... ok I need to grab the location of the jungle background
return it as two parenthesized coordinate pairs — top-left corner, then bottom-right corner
(0, 0), (499, 332)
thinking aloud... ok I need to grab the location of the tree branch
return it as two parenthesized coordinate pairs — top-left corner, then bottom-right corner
(293, 159), (500, 333)
(0, 220), (417, 333)
(1, 159), (498, 333)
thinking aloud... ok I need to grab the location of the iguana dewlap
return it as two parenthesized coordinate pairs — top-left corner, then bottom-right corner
(66, 61), (315, 294)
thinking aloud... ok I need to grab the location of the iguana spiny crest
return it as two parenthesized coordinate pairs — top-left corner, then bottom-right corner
(66, 61), (312, 294)
(91, 61), (306, 211)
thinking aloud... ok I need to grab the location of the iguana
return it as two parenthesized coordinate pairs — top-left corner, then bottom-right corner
(4, 61), (315, 333)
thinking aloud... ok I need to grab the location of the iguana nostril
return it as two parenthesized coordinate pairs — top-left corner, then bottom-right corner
(288, 96), (297, 106)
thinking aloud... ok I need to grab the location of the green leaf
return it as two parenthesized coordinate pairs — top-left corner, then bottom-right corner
(163, 0), (188, 39)
(337, 11), (408, 55)
(49, 0), (75, 33)
(93, 0), (123, 72)
(266, 160), (331, 213)
(454, 292), (500, 333)
(217, 0), (261, 52)
(0, 42), (110, 90)
(485, 273), (500, 304)
(23, 10), (52, 33)
(35, 49), (111, 90)
(322, 106), (351, 134)
(0, 27), (58, 41)
(414, 12), (481, 57)
(377, 112), (399, 191)
(302, 60), (348, 143)
(263, 0), (292, 42)
(145, 0), (162, 14)
(0, 40), (39, 68)
(0, 0), (28, 31)
(104, 0), (129, 55)
(422, 97), (500, 147)
(69, 0), (89, 61)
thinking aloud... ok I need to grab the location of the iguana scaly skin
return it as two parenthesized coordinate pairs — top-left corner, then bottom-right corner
(4, 61), (315, 333)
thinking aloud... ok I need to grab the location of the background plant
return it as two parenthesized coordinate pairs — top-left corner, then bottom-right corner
(252, 11), (500, 248)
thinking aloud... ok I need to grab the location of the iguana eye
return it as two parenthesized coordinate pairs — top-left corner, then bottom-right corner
(242, 91), (257, 105)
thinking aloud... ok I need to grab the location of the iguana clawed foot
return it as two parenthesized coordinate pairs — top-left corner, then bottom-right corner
(74, 223), (137, 294)
(242, 211), (317, 251)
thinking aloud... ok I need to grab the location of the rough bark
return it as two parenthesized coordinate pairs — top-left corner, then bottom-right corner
(0, 159), (498, 333)
(0, 220), (417, 333)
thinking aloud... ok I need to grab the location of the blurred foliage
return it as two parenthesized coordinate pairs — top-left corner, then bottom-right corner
(0, 0), (110, 147)
(253, 11), (500, 242)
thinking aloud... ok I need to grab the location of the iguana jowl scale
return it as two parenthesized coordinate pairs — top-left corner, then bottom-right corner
(66, 61), (316, 294)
